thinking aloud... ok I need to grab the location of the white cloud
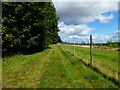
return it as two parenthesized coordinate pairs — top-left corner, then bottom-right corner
(53, 1), (118, 43)
(53, 0), (119, 2)
(97, 14), (114, 23)
(69, 35), (81, 39)
(114, 30), (120, 34)
(58, 22), (119, 43)
(69, 35), (89, 41)
(68, 34), (112, 43)
(92, 31), (119, 42)
(58, 22), (95, 35)
(111, 30), (120, 41)
(59, 31), (119, 43)
(92, 34), (110, 40)
(53, 2), (118, 24)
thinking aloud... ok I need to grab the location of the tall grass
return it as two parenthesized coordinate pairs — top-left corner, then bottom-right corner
(60, 44), (118, 82)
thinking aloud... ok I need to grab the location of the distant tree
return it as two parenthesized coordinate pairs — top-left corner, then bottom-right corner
(113, 42), (118, 48)
(98, 43), (103, 47)
(107, 40), (112, 47)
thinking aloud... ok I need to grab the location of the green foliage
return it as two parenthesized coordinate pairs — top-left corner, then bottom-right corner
(2, 2), (61, 57)
(94, 41), (119, 48)
(113, 42), (118, 48)
(98, 43), (103, 47)
(107, 40), (112, 47)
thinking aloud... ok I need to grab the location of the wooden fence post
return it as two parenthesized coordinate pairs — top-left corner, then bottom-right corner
(90, 35), (92, 66)
(73, 39), (75, 56)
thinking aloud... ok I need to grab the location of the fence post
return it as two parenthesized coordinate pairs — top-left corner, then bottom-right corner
(73, 39), (75, 56)
(90, 35), (92, 66)
(67, 42), (69, 51)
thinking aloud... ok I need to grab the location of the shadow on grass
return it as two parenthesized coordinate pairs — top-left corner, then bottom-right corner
(22, 46), (52, 55)
(3, 46), (52, 58)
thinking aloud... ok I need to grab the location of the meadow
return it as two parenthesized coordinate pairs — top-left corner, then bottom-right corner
(2, 45), (118, 88)
(60, 44), (119, 83)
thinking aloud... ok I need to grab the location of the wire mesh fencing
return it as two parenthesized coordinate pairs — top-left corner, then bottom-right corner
(58, 33), (119, 82)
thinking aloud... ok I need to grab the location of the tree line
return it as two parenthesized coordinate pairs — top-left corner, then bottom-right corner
(63, 41), (119, 48)
(2, 2), (61, 57)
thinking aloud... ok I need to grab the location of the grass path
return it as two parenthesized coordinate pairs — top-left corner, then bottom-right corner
(3, 48), (52, 88)
(2, 45), (118, 88)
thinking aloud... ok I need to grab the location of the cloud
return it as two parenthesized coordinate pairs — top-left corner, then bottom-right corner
(114, 30), (120, 34)
(111, 30), (120, 41)
(68, 34), (112, 43)
(53, 2), (118, 24)
(69, 35), (81, 39)
(53, 0), (119, 2)
(59, 32), (119, 43)
(92, 34), (110, 42)
(58, 22), (95, 35)
(97, 14), (114, 23)
(58, 22), (119, 43)
(53, 1), (118, 43)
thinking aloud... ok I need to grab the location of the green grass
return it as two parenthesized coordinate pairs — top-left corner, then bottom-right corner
(2, 45), (118, 88)
(60, 44), (118, 82)
(3, 48), (52, 88)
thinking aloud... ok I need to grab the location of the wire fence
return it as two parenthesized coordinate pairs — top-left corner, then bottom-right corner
(61, 33), (120, 59)
(59, 33), (119, 84)
(61, 33), (120, 51)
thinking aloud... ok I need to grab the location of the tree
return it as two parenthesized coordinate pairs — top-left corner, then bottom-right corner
(2, 2), (61, 57)
(107, 40), (112, 47)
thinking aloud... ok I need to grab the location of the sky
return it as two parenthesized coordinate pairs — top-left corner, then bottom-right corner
(53, 0), (120, 43)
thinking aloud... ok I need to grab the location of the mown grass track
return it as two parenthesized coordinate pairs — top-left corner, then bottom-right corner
(2, 45), (118, 88)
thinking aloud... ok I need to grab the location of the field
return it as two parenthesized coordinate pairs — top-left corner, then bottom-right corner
(2, 45), (118, 88)
(61, 45), (119, 81)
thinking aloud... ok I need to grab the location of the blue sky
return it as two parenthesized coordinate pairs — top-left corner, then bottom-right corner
(53, 1), (119, 43)
(88, 11), (118, 35)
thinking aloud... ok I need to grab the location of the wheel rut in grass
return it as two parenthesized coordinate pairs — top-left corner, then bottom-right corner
(58, 46), (96, 88)
(3, 45), (118, 88)
(39, 45), (117, 88)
